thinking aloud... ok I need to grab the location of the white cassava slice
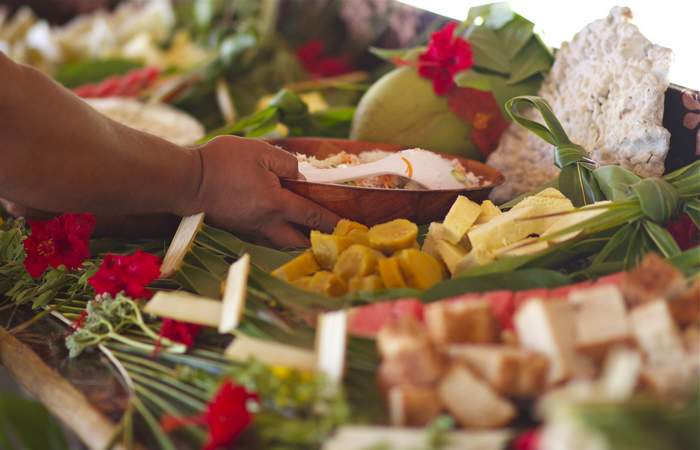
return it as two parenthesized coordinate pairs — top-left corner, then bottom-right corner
(85, 98), (205, 145)
(487, 7), (672, 202)
(322, 426), (512, 450)
(219, 254), (250, 334)
(144, 291), (221, 327)
(316, 310), (348, 386)
(161, 213), (204, 277)
(225, 334), (316, 372)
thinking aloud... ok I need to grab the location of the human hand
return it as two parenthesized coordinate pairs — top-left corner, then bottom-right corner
(189, 136), (340, 248)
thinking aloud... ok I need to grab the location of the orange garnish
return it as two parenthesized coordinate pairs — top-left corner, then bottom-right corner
(400, 156), (413, 178)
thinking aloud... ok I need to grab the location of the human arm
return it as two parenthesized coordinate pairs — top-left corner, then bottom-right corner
(0, 52), (338, 247)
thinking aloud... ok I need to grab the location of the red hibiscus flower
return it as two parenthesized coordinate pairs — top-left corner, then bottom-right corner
(88, 250), (161, 299)
(23, 213), (96, 278)
(417, 22), (473, 95)
(162, 380), (257, 450)
(447, 87), (509, 157)
(296, 40), (354, 78)
(159, 319), (202, 348)
(666, 213), (700, 250)
(513, 429), (541, 450)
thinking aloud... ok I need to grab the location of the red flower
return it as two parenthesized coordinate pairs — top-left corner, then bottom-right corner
(417, 22), (473, 95)
(447, 87), (509, 157)
(159, 319), (202, 347)
(70, 310), (89, 334)
(513, 429), (541, 450)
(162, 380), (257, 450)
(73, 67), (161, 98)
(296, 40), (354, 78)
(23, 213), (95, 278)
(666, 213), (700, 251)
(88, 250), (161, 299)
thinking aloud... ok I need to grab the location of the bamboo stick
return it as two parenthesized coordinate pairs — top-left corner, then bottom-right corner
(0, 327), (124, 450)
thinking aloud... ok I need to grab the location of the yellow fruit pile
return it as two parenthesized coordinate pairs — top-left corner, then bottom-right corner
(272, 219), (445, 297)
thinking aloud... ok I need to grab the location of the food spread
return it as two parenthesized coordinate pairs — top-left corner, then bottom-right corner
(0, 2), (698, 450)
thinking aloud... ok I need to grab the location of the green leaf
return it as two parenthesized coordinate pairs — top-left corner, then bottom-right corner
(669, 247), (700, 275)
(466, 3), (515, 29)
(592, 223), (633, 265)
(422, 269), (572, 302)
(453, 69), (496, 91)
(684, 198), (700, 229)
(54, 59), (143, 88)
(219, 32), (258, 67)
(199, 224), (294, 272)
(642, 220), (682, 258)
(467, 26), (511, 74)
(631, 178), (680, 223)
(507, 38), (553, 84)
(497, 16), (534, 59)
(369, 46), (424, 62)
(559, 163), (603, 207)
(178, 262), (224, 298)
(593, 166), (642, 200)
(0, 392), (69, 450)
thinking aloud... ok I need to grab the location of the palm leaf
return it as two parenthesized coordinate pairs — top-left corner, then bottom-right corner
(0, 392), (69, 450)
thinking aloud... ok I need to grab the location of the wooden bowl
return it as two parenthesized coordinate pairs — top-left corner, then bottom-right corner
(271, 138), (505, 226)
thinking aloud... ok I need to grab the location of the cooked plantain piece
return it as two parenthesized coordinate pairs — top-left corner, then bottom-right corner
(378, 256), (408, 289)
(308, 271), (347, 297)
(396, 248), (444, 290)
(368, 219), (418, 253)
(272, 251), (320, 282)
(310, 231), (353, 270)
(333, 219), (369, 236)
(334, 244), (381, 280)
(348, 274), (385, 293)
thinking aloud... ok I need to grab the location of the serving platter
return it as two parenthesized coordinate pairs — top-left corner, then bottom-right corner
(272, 137), (504, 226)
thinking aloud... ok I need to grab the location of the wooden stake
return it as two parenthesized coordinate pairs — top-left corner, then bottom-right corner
(219, 254), (250, 334)
(315, 310), (347, 386)
(144, 291), (221, 327)
(224, 334), (316, 372)
(160, 213), (204, 277)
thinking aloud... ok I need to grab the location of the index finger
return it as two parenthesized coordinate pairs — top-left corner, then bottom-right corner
(279, 190), (340, 233)
(258, 143), (299, 179)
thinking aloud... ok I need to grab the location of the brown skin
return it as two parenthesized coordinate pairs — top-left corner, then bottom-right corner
(0, 52), (339, 247)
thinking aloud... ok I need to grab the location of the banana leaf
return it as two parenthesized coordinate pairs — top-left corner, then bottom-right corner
(0, 392), (69, 450)
(422, 268), (572, 302)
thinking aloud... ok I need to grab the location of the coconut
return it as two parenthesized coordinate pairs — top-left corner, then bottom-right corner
(351, 67), (479, 159)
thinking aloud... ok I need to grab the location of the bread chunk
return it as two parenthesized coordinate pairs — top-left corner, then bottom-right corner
(448, 344), (549, 397)
(629, 300), (685, 365)
(571, 285), (632, 360)
(514, 299), (582, 384)
(425, 300), (498, 345)
(621, 253), (686, 306)
(387, 385), (442, 427)
(437, 365), (515, 428)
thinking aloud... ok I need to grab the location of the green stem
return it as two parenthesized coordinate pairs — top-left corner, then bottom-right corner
(131, 396), (177, 450)
(120, 361), (210, 403)
(129, 372), (207, 411)
(133, 385), (208, 443)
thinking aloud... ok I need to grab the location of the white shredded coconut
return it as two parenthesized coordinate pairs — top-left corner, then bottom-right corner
(487, 7), (672, 203)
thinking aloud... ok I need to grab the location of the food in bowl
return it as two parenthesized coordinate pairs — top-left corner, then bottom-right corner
(295, 150), (483, 189)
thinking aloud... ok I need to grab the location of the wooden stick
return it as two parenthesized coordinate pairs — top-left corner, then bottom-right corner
(0, 327), (124, 450)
